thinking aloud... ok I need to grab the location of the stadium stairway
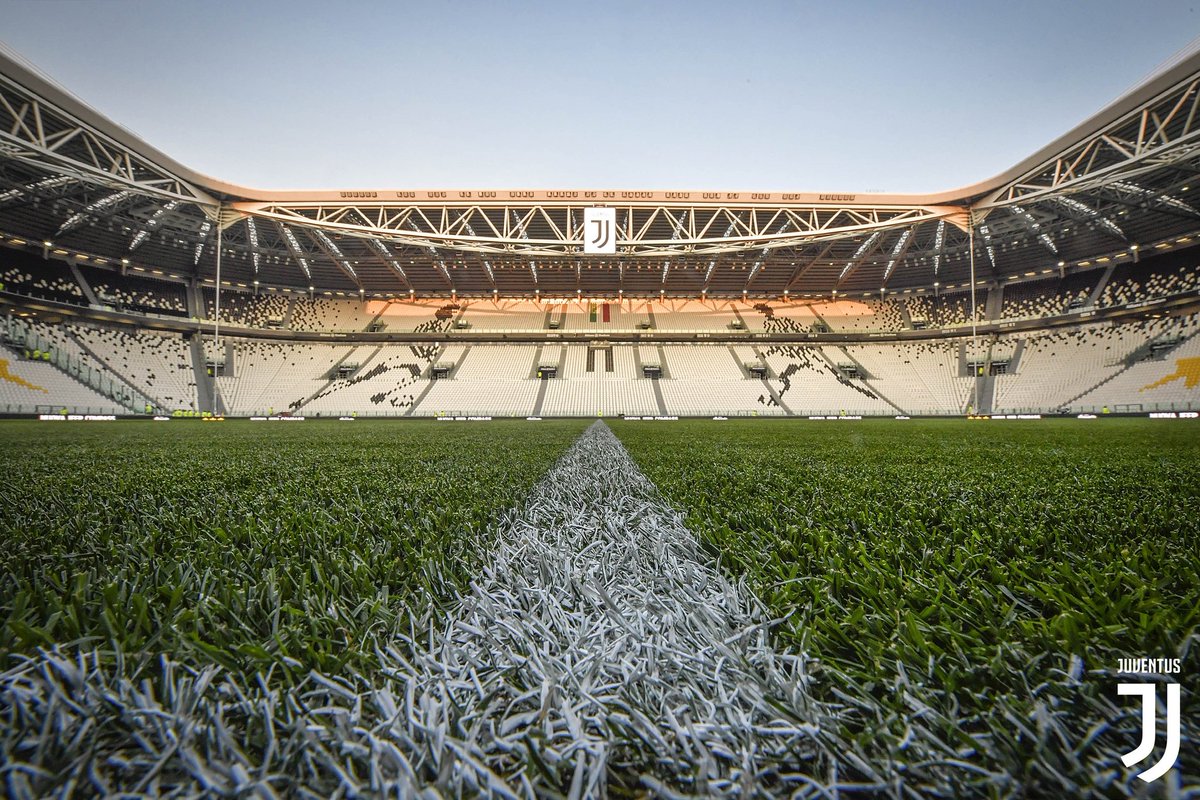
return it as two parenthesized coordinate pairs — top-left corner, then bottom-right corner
(1008, 339), (1027, 373)
(68, 262), (100, 306)
(186, 281), (202, 318)
(406, 344), (466, 416)
(1086, 264), (1118, 307)
(532, 375), (549, 417)
(527, 345), (545, 379)
(725, 345), (750, 377)
(828, 345), (905, 414)
(448, 344), (472, 375)
(650, 374), (667, 415)
(974, 372), (996, 415)
(654, 345), (671, 379)
(898, 301), (915, 330)
(746, 344), (792, 414)
(985, 284), (1004, 321)
(281, 296), (298, 329)
(189, 335), (221, 414)
(364, 300), (393, 332)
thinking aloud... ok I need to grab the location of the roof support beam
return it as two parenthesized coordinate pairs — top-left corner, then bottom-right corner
(233, 202), (951, 258)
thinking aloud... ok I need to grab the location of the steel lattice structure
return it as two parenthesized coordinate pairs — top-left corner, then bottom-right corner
(3, 42), (1200, 297)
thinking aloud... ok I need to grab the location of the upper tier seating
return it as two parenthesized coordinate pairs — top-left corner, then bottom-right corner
(203, 288), (290, 327)
(456, 300), (547, 330)
(1098, 261), (1200, 307)
(290, 297), (385, 331)
(905, 291), (983, 328)
(86, 267), (188, 316)
(1000, 271), (1099, 319)
(1, 261), (83, 305)
(634, 300), (742, 332)
(812, 299), (905, 332)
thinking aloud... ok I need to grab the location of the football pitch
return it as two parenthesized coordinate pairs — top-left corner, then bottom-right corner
(1, 418), (1196, 796)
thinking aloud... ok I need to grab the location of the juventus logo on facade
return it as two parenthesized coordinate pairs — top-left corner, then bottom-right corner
(583, 207), (616, 254)
(1118, 682), (1181, 783)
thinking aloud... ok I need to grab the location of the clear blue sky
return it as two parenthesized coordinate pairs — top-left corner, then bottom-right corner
(2, 0), (1198, 193)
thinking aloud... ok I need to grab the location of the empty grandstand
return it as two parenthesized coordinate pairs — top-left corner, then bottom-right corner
(0, 42), (1199, 421)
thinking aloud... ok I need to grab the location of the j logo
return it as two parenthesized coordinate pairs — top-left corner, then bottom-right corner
(1118, 682), (1181, 783)
(583, 207), (616, 254)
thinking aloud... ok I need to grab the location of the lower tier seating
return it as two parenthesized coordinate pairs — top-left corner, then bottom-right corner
(4, 314), (1198, 416)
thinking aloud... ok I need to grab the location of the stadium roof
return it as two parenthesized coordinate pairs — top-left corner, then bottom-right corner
(2, 43), (1200, 298)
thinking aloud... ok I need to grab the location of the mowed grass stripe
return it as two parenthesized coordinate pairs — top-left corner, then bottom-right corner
(0, 419), (589, 680)
(612, 417), (1200, 794)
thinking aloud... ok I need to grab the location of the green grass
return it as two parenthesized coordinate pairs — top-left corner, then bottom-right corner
(612, 417), (1200, 788)
(0, 419), (588, 681)
(3, 416), (1197, 792)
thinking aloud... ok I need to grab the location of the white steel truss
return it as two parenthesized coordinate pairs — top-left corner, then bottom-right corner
(231, 201), (951, 258)
(982, 75), (1200, 207)
(0, 73), (216, 206)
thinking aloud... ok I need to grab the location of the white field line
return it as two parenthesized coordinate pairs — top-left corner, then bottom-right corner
(383, 418), (845, 795)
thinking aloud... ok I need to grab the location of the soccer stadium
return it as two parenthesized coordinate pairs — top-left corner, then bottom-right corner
(1, 4), (1198, 797)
